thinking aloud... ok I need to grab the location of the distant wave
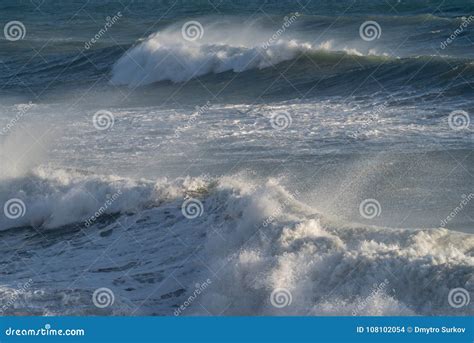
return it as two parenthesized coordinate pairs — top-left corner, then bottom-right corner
(109, 22), (391, 87)
(4, 14), (473, 93)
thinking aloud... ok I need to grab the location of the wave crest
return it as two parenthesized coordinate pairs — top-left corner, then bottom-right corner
(109, 22), (382, 87)
(0, 167), (472, 316)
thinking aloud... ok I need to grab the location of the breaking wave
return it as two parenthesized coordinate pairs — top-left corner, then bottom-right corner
(109, 19), (390, 87)
(0, 167), (472, 316)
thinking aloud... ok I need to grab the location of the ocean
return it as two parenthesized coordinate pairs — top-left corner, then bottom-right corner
(0, 0), (472, 316)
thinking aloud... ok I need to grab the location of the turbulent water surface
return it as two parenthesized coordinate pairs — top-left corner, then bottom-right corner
(0, 0), (473, 316)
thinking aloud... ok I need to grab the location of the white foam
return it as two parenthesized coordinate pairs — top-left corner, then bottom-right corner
(0, 168), (472, 316)
(109, 21), (377, 86)
(111, 39), (312, 86)
(193, 177), (473, 316)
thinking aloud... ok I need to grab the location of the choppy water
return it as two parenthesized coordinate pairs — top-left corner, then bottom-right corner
(0, 0), (472, 316)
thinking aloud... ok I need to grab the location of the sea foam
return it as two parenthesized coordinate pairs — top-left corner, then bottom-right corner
(0, 167), (472, 316)
(109, 21), (379, 86)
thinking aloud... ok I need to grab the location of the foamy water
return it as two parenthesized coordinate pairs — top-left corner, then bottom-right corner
(0, 168), (472, 315)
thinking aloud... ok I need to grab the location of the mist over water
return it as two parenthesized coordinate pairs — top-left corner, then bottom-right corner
(0, 0), (472, 316)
